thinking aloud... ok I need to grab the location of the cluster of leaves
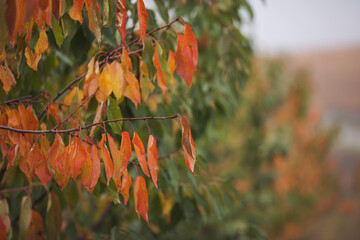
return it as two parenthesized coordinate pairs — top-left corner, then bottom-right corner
(0, 0), (202, 238)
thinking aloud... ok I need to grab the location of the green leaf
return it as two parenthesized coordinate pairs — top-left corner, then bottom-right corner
(156, 43), (172, 86)
(51, 15), (64, 47)
(142, 36), (156, 79)
(107, 97), (123, 135)
(18, 196), (31, 240)
(46, 192), (62, 239)
(61, 14), (74, 39)
(107, 178), (121, 204)
(103, 0), (110, 26)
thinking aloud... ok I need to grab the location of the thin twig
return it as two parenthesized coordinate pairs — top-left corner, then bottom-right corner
(0, 182), (43, 195)
(0, 114), (179, 134)
(53, 88), (99, 130)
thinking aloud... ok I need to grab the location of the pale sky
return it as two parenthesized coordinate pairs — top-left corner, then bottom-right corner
(248, 0), (360, 54)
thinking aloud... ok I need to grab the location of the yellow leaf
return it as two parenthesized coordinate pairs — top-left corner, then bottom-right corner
(96, 63), (113, 102)
(35, 28), (49, 54)
(25, 47), (41, 71)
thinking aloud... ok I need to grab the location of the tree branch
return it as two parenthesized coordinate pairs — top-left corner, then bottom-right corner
(0, 114), (179, 134)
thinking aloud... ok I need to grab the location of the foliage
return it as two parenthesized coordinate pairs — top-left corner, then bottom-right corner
(0, 0), (335, 239)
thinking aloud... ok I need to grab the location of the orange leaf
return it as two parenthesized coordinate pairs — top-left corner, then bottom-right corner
(147, 135), (158, 188)
(0, 65), (16, 94)
(84, 57), (100, 99)
(90, 144), (100, 191)
(0, 49), (6, 62)
(168, 50), (176, 85)
(121, 50), (141, 107)
(115, 0), (127, 44)
(181, 116), (196, 175)
(25, 47), (41, 71)
(78, 150), (93, 192)
(99, 134), (114, 185)
(132, 132), (149, 177)
(68, 0), (87, 23)
(140, 62), (154, 103)
(7, 144), (19, 167)
(35, 27), (49, 54)
(35, 152), (52, 186)
(26, 143), (42, 179)
(153, 45), (168, 102)
(71, 137), (87, 179)
(134, 175), (149, 223)
(53, 143), (72, 190)
(85, 0), (101, 43)
(184, 24), (198, 69)
(174, 25), (198, 87)
(106, 133), (122, 179)
(48, 103), (61, 123)
(120, 168), (131, 205)
(25, 211), (44, 239)
(120, 131), (131, 174)
(48, 134), (64, 168)
(137, 0), (148, 42)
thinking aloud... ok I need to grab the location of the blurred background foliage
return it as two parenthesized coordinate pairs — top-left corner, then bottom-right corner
(0, 0), (338, 239)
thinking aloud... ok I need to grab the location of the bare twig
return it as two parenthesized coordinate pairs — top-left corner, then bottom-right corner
(0, 182), (43, 195)
(0, 114), (179, 134)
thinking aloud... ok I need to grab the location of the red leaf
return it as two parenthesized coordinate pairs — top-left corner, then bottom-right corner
(181, 116), (196, 175)
(53, 144), (72, 189)
(132, 132), (149, 177)
(25, 211), (44, 239)
(137, 0), (148, 42)
(147, 135), (158, 188)
(184, 24), (198, 69)
(120, 131), (132, 174)
(26, 143), (42, 179)
(99, 134), (114, 185)
(0, 216), (7, 239)
(115, 0), (127, 44)
(120, 168), (132, 205)
(48, 134), (64, 168)
(134, 175), (149, 223)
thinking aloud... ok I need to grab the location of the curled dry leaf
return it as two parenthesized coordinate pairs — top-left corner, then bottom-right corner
(134, 175), (149, 223)
(181, 116), (196, 175)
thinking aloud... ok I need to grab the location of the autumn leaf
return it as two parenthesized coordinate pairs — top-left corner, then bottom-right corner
(0, 65), (16, 94)
(132, 132), (150, 177)
(84, 57), (100, 99)
(35, 152), (52, 186)
(35, 27), (49, 54)
(115, 0), (127, 44)
(120, 168), (131, 205)
(85, 0), (102, 43)
(25, 211), (44, 239)
(89, 144), (100, 192)
(106, 133), (122, 180)
(53, 143), (72, 189)
(97, 63), (113, 102)
(0, 216), (6, 239)
(137, 0), (148, 42)
(134, 175), (149, 223)
(71, 137), (87, 179)
(140, 61), (154, 103)
(107, 61), (126, 100)
(168, 50), (176, 85)
(153, 44), (170, 102)
(181, 116), (196, 175)
(25, 47), (41, 71)
(174, 24), (198, 87)
(99, 133), (114, 185)
(48, 134), (65, 168)
(120, 131), (132, 174)
(147, 135), (158, 188)
(122, 50), (141, 107)
(78, 150), (93, 192)
(68, 0), (86, 23)
(26, 142), (42, 179)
